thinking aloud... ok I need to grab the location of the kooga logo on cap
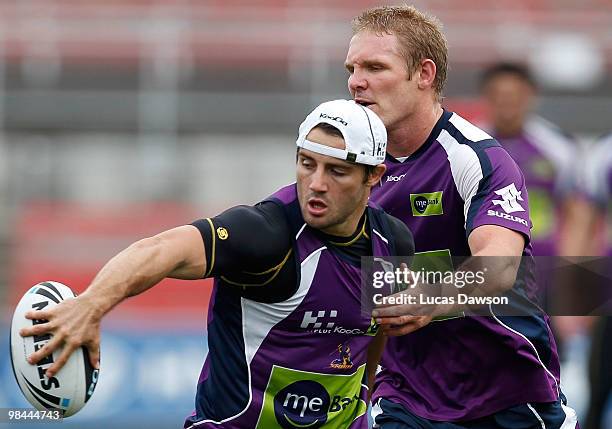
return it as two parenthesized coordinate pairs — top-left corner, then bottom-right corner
(320, 113), (348, 126)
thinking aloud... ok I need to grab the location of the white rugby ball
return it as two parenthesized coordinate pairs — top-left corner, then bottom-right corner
(10, 281), (99, 417)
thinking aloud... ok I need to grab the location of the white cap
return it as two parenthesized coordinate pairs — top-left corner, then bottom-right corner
(296, 99), (387, 166)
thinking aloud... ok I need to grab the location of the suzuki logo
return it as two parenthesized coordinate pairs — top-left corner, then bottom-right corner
(492, 183), (525, 214)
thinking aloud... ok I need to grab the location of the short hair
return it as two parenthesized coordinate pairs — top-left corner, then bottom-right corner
(352, 5), (448, 99)
(480, 62), (536, 90)
(311, 122), (344, 139)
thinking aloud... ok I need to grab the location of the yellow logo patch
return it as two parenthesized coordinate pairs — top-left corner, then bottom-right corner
(216, 227), (229, 240)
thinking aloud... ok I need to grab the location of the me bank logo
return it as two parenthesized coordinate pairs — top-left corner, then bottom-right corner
(274, 380), (330, 429)
(410, 191), (443, 217)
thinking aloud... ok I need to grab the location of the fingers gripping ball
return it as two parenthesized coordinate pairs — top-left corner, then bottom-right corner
(10, 281), (100, 417)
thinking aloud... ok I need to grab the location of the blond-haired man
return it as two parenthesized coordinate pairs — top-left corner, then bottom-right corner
(345, 5), (580, 428)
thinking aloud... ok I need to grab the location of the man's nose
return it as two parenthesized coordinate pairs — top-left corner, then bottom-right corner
(348, 69), (367, 93)
(309, 168), (328, 193)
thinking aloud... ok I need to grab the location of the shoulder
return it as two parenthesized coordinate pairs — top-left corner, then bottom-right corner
(218, 201), (288, 230)
(195, 201), (291, 257)
(380, 212), (414, 256)
(437, 113), (502, 171)
(436, 113), (521, 199)
(446, 113), (495, 143)
(266, 183), (298, 205)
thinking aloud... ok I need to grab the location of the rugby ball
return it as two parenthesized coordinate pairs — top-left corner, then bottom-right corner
(10, 281), (99, 417)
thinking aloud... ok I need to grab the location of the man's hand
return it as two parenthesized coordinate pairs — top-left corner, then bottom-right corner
(17, 225), (206, 378)
(372, 226), (525, 336)
(373, 263), (434, 336)
(19, 293), (101, 378)
(374, 312), (432, 336)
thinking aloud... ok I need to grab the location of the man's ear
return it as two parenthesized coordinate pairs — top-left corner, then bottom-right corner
(417, 58), (437, 90)
(366, 164), (387, 187)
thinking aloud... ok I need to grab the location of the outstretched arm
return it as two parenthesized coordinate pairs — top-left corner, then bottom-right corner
(20, 225), (206, 377)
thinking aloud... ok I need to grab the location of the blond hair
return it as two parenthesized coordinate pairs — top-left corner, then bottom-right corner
(352, 5), (448, 99)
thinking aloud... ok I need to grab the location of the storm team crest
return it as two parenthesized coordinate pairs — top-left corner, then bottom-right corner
(330, 344), (353, 370)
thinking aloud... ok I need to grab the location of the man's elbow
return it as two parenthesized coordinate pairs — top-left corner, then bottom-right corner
(497, 260), (520, 292)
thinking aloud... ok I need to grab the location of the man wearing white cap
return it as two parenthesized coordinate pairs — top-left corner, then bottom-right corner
(21, 99), (414, 429)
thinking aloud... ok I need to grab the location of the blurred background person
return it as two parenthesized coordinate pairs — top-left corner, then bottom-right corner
(479, 61), (596, 418)
(479, 62), (578, 258)
(576, 132), (612, 429)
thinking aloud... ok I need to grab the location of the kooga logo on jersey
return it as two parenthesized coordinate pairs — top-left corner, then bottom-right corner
(300, 311), (365, 335)
(319, 113), (348, 126)
(386, 174), (406, 182)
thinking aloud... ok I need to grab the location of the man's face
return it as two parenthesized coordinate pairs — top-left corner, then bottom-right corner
(296, 128), (373, 236)
(482, 74), (534, 135)
(345, 31), (416, 132)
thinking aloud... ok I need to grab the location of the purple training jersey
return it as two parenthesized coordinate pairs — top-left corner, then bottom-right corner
(485, 116), (578, 256)
(370, 110), (561, 421)
(185, 184), (394, 429)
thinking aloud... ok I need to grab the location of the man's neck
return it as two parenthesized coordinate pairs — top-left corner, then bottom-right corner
(386, 103), (444, 158)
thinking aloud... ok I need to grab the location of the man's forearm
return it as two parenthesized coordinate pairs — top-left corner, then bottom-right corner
(426, 254), (521, 318)
(82, 235), (186, 317)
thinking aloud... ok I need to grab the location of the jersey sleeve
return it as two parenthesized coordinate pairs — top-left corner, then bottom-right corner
(463, 143), (532, 242)
(385, 214), (415, 257)
(190, 201), (292, 278)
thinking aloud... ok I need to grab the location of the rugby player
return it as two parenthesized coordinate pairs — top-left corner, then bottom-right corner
(480, 62), (579, 257)
(344, 5), (580, 428)
(480, 63), (591, 396)
(19, 99), (415, 428)
(575, 132), (612, 429)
